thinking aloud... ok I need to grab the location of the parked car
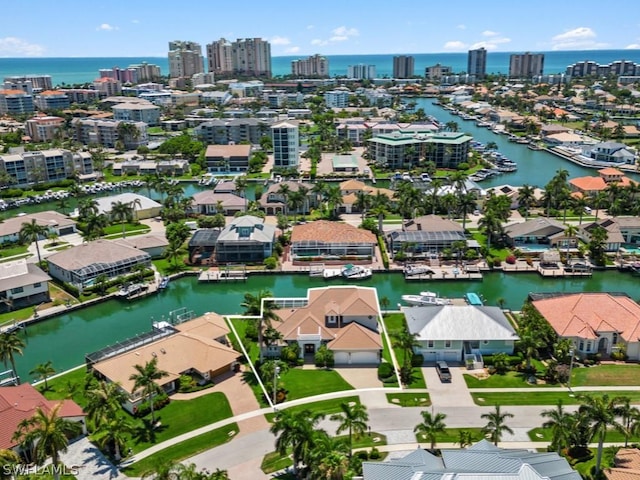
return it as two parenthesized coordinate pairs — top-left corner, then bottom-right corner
(436, 361), (452, 383)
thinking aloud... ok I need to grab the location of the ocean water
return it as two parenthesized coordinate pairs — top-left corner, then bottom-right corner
(1, 50), (640, 86)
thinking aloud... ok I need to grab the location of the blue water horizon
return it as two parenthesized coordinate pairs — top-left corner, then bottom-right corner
(1, 49), (639, 86)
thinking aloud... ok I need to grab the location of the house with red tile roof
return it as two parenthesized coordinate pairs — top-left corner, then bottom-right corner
(569, 168), (636, 196)
(530, 293), (640, 359)
(265, 286), (383, 364)
(290, 220), (377, 262)
(606, 448), (640, 480)
(0, 384), (85, 452)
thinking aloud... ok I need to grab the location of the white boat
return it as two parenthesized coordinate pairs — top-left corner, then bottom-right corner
(402, 291), (450, 306)
(323, 268), (343, 279)
(116, 283), (148, 298)
(404, 265), (435, 276)
(341, 264), (373, 280)
(158, 277), (170, 290)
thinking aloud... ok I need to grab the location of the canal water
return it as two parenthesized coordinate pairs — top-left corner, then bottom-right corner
(415, 98), (640, 188)
(13, 270), (639, 382)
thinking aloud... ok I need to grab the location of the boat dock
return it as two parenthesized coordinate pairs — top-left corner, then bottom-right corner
(198, 269), (247, 282)
(404, 267), (484, 282)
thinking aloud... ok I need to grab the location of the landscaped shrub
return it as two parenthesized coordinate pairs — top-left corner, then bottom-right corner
(505, 255), (516, 264)
(369, 447), (381, 459)
(411, 354), (424, 367)
(133, 393), (170, 417)
(314, 345), (335, 368)
(377, 362), (394, 380)
(355, 451), (369, 460)
(263, 256), (277, 270)
(377, 236), (389, 269)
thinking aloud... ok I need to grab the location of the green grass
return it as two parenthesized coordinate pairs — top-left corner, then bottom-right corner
(152, 256), (191, 275)
(473, 390), (640, 406)
(464, 371), (546, 388)
(528, 426), (638, 446)
(0, 244), (29, 257)
(380, 314), (426, 389)
(415, 427), (486, 445)
(266, 396), (361, 422)
(386, 393), (431, 407)
(122, 423), (238, 477)
(571, 364), (640, 386)
(41, 366), (89, 405)
(227, 318), (259, 363)
(280, 368), (354, 401)
(470, 231), (510, 261)
(102, 223), (151, 237)
(147, 126), (164, 134)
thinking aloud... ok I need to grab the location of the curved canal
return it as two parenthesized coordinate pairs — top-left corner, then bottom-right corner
(13, 270), (639, 382)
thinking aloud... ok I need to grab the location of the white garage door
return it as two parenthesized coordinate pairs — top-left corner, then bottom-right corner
(334, 351), (378, 365)
(420, 350), (437, 363)
(444, 350), (461, 362)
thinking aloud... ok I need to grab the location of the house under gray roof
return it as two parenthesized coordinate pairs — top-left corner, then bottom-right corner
(504, 217), (565, 238)
(360, 440), (581, 479)
(402, 306), (518, 341)
(217, 215), (275, 243)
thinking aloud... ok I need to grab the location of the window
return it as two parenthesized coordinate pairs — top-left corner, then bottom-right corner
(586, 342), (592, 352)
(612, 333), (618, 345)
(326, 316), (337, 324)
(11, 287), (24, 294)
(427, 340), (434, 348)
(579, 340), (585, 351)
(445, 340), (451, 348)
(33, 282), (41, 288)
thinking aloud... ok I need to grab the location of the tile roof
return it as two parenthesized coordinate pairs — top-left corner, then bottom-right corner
(291, 220), (376, 244)
(0, 384), (84, 449)
(570, 176), (607, 192)
(205, 144), (252, 157)
(0, 211), (76, 238)
(47, 240), (150, 272)
(191, 191), (245, 207)
(606, 448), (640, 480)
(113, 234), (169, 250)
(0, 261), (51, 292)
(174, 312), (229, 340)
(532, 293), (640, 342)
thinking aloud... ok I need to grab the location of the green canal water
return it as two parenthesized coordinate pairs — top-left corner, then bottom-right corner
(12, 271), (639, 383)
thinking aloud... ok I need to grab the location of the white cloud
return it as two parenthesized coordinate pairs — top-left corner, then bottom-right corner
(311, 38), (328, 46)
(625, 43), (640, 49)
(306, 25), (314, 30)
(550, 27), (608, 50)
(97, 23), (118, 31)
(270, 36), (291, 46)
(131, 19), (140, 24)
(470, 36), (511, 50)
(482, 30), (499, 37)
(332, 26), (359, 37)
(0, 37), (45, 56)
(456, 24), (466, 30)
(311, 26), (359, 47)
(443, 41), (467, 51)
(285, 46), (300, 54)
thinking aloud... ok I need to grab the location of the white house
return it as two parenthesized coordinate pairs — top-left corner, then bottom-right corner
(0, 259), (51, 312)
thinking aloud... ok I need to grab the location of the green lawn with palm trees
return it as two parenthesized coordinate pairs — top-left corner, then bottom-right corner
(381, 313), (426, 389)
(278, 368), (354, 401)
(473, 390), (640, 406)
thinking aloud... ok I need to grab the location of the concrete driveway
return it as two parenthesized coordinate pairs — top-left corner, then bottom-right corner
(421, 365), (475, 408)
(334, 366), (382, 390)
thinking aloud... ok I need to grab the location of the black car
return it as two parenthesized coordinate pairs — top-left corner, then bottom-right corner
(436, 361), (452, 382)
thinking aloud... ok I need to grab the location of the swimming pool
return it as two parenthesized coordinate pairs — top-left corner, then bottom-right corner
(465, 292), (483, 306)
(621, 244), (640, 255)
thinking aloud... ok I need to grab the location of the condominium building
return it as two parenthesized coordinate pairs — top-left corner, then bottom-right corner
(3, 75), (52, 91)
(232, 38), (272, 77)
(425, 64), (452, 81)
(72, 118), (148, 149)
(112, 102), (161, 126)
(206, 38), (234, 75)
(324, 90), (350, 108)
(99, 67), (137, 84)
(566, 59), (640, 78)
(3, 80), (33, 95)
(0, 149), (94, 187)
(25, 115), (65, 142)
(62, 89), (103, 104)
(128, 62), (162, 82)
(291, 54), (329, 77)
(194, 118), (272, 145)
(271, 121), (299, 168)
(348, 64), (376, 80)
(0, 89), (34, 115)
(393, 55), (415, 79)
(168, 40), (204, 79)
(92, 77), (122, 96)
(509, 52), (545, 78)
(34, 90), (70, 111)
(467, 47), (487, 79)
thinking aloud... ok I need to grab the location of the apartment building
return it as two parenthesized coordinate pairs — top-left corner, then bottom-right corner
(62, 88), (103, 104)
(34, 90), (70, 111)
(99, 67), (137, 84)
(194, 118), (272, 145)
(393, 55), (415, 79)
(467, 47), (487, 79)
(509, 52), (545, 78)
(25, 115), (65, 142)
(425, 64), (452, 81)
(72, 118), (148, 149)
(206, 38), (234, 75)
(272, 121), (299, 168)
(93, 77), (122, 96)
(0, 149), (94, 187)
(168, 40), (204, 79)
(204, 144), (252, 173)
(0, 90), (34, 115)
(566, 59), (640, 78)
(348, 64), (376, 80)
(232, 38), (272, 77)
(291, 54), (329, 77)
(324, 90), (350, 108)
(112, 102), (161, 126)
(3, 75), (52, 91)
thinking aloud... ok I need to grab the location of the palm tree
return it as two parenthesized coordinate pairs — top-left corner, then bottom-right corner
(458, 192), (477, 231)
(456, 430), (475, 449)
(30, 360), (56, 390)
(277, 183), (291, 217)
(369, 191), (390, 234)
(270, 408), (326, 477)
(20, 219), (48, 265)
(354, 190), (372, 221)
(130, 197), (143, 222)
(481, 405), (514, 446)
(392, 326), (419, 384)
(308, 432), (350, 480)
(617, 396), (639, 448)
(85, 380), (128, 429)
(517, 184), (536, 219)
(330, 402), (369, 459)
(83, 213), (108, 241)
(578, 393), (626, 475)
(516, 329), (544, 371)
(110, 200), (134, 238)
(414, 410), (447, 451)
(478, 212), (503, 252)
(92, 414), (135, 461)
(0, 448), (20, 479)
(235, 175), (248, 212)
(0, 332), (25, 383)
(129, 357), (169, 425)
(12, 403), (82, 480)
(77, 197), (99, 220)
(541, 400), (573, 454)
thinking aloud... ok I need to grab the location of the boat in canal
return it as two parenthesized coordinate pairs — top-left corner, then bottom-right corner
(402, 291), (451, 306)
(158, 277), (170, 290)
(341, 264), (373, 280)
(464, 292), (485, 306)
(116, 283), (148, 298)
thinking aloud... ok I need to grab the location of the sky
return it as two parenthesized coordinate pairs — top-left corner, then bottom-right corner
(1, 0), (639, 58)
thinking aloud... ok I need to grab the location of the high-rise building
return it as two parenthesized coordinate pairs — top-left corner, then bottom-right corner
(425, 64), (452, 81)
(128, 62), (162, 82)
(3, 75), (52, 91)
(168, 41), (204, 79)
(348, 64), (376, 80)
(0, 89), (34, 115)
(291, 54), (329, 77)
(231, 38), (272, 77)
(271, 121), (299, 168)
(393, 56), (414, 79)
(509, 52), (544, 78)
(467, 47), (487, 79)
(206, 38), (234, 75)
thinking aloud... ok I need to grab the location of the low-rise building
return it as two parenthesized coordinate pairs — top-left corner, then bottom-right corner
(0, 211), (76, 245)
(0, 149), (91, 187)
(259, 181), (316, 215)
(578, 218), (625, 252)
(387, 215), (467, 257)
(72, 118), (148, 149)
(290, 220), (377, 261)
(0, 259), (51, 312)
(569, 168), (636, 197)
(215, 215), (275, 263)
(24, 115), (65, 142)
(190, 191), (245, 216)
(34, 90), (70, 111)
(94, 193), (162, 220)
(503, 217), (568, 248)
(112, 102), (161, 126)
(581, 141), (637, 165)
(113, 234), (169, 259)
(111, 159), (190, 177)
(204, 144), (252, 173)
(193, 118), (271, 145)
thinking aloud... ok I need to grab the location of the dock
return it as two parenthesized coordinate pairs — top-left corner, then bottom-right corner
(198, 270), (247, 282)
(404, 267), (483, 282)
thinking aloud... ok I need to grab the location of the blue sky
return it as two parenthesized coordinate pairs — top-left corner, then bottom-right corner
(1, 0), (639, 57)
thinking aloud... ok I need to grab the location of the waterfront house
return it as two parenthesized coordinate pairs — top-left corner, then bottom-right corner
(95, 193), (162, 220)
(503, 217), (567, 248)
(204, 144), (252, 173)
(530, 292), (640, 360)
(113, 234), (169, 259)
(359, 440), (580, 480)
(581, 142), (637, 165)
(259, 181), (316, 216)
(544, 132), (586, 147)
(0, 211), (76, 245)
(111, 159), (189, 176)
(266, 286), (382, 364)
(0, 384), (86, 453)
(215, 215), (275, 263)
(191, 191), (245, 216)
(0, 259), (51, 312)
(90, 312), (240, 413)
(386, 215), (467, 258)
(338, 179), (394, 214)
(47, 240), (151, 288)
(569, 167), (636, 197)
(578, 218), (625, 252)
(606, 448), (640, 479)
(402, 305), (518, 364)
(290, 220), (377, 262)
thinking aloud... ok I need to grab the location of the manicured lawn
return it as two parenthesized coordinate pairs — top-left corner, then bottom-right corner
(464, 372), (547, 388)
(0, 244), (29, 257)
(380, 314), (426, 389)
(152, 256), (191, 275)
(280, 368), (354, 401)
(227, 318), (259, 363)
(415, 427), (485, 445)
(473, 390), (640, 406)
(266, 396), (361, 422)
(42, 366), (89, 405)
(571, 364), (640, 386)
(102, 223), (151, 237)
(122, 423), (238, 477)
(528, 426), (638, 445)
(386, 393), (431, 407)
